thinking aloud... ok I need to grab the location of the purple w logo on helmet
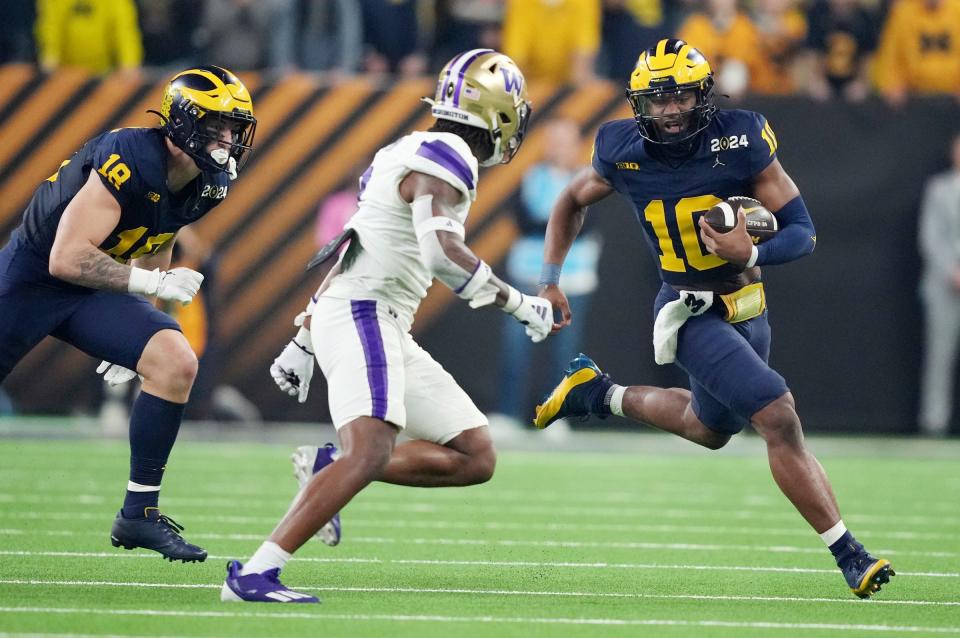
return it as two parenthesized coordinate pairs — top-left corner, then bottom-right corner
(501, 68), (523, 96)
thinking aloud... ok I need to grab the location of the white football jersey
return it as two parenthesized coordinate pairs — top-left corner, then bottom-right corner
(323, 131), (479, 328)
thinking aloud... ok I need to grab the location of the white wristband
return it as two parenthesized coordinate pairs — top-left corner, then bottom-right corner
(128, 267), (161, 296)
(745, 245), (759, 269)
(294, 326), (312, 349)
(501, 285), (522, 314)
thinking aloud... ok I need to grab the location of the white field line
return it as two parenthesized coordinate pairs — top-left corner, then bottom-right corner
(5, 506), (960, 535)
(0, 578), (956, 607)
(2, 487), (954, 515)
(0, 527), (953, 559)
(0, 607), (957, 634)
(0, 550), (955, 578)
(0, 502), (960, 541)
(0, 510), (952, 543)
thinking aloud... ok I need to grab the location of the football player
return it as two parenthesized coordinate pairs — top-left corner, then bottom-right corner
(0, 66), (257, 563)
(221, 49), (552, 603)
(533, 39), (893, 599)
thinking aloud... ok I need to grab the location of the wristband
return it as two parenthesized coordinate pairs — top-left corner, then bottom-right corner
(501, 286), (522, 314)
(539, 263), (562, 287)
(745, 245), (759, 269)
(128, 267), (161, 295)
(293, 326), (314, 355)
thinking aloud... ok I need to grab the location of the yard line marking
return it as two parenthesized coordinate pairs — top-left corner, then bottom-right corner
(3, 495), (959, 528)
(0, 550), (955, 578)
(0, 579), (956, 607)
(0, 607), (958, 633)
(0, 527), (952, 558)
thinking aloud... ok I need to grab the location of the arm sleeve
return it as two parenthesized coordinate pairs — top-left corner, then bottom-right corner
(755, 195), (816, 266)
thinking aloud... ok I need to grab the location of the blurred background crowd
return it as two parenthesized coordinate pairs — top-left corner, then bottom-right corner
(2, 0), (959, 104)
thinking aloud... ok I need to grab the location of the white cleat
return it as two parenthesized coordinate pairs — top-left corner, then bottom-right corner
(291, 445), (342, 547)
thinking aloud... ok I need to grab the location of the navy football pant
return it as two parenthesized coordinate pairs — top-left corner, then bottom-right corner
(0, 253), (180, 383)
(654, 284), (788, 435)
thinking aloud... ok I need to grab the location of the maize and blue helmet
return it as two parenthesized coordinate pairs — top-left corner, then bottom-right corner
(152, 65), (257, 174)
(626, 39), (717, 146)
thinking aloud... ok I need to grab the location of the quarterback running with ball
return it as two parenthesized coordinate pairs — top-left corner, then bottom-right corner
(533, 39), (893, 599)
(222, 49), (552, 603)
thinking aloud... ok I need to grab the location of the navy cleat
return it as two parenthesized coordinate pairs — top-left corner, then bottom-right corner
(221, 560), (319, 603)
(534, 353), (614, 429)
(836, 542), (894, 598)
(291, 444), (342, 546)
(110, 508), (207, 563)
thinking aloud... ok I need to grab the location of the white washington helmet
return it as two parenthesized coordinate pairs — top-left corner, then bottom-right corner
(424, 49), (532, 166)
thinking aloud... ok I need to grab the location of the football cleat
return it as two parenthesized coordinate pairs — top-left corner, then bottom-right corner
(110, 508), (207, 563)
(221, 560), (319, 603)
(841, 552), (895, 599)
(291, 444), (342, 546)
(533, 353), (613, 429)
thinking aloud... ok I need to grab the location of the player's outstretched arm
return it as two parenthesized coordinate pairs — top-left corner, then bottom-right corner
(540, 167), (614, 331)
(49, 171), (203, 304)
(399, 171), (552, 343)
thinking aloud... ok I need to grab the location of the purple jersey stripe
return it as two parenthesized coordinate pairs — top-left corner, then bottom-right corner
(415, 140), (475, 191)
(350, 300), (388, 420)
(452, 49), (493, 107)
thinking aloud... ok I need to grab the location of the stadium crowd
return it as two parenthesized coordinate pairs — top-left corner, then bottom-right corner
(1, 0), (958, 104)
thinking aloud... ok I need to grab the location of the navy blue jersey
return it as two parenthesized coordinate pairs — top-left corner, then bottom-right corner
(592, 109), (778, 287)
(7, 127), (229, 278)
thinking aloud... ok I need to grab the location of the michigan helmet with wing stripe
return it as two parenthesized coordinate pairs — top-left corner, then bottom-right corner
(424, 49), (531, 167)
(626, 39), (716, 146)
(152, 65), (257, 174)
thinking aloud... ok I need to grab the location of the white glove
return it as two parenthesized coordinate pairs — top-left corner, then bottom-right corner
(503, 288), (552, 343)
(96, 360), (141, 386)
(128, 267), (204, 305)
(270, 327), (315, 403)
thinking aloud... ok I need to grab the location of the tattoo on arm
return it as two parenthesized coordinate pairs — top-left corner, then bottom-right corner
(73, 245), (131, 291)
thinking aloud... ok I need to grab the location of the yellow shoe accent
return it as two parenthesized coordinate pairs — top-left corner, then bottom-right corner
(852, 558), (892, 599)
(533, 367), (598, 429)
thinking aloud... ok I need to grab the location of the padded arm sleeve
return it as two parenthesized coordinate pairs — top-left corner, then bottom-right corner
(756, 195), (816, 266)
(411, 194), (499, 307)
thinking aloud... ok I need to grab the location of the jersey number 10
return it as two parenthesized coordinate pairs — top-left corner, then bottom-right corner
(644, 195), (725, 272)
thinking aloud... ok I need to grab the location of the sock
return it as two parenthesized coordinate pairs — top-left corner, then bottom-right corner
(604, 385), (626, 416)
(242, 541), (292, 575)
(820, 520), (847, 547)
(121, 392), (185, 519)
(826, 526), (864, 565)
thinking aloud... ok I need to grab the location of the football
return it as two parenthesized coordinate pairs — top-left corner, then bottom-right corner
(703, 196), (778, 243)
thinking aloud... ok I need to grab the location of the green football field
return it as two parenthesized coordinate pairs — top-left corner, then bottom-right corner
(0, 434), (958, 637)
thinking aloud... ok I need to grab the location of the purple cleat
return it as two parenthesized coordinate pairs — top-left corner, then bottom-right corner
(291, 444), (342, 546)
(220, 560), (319, 603)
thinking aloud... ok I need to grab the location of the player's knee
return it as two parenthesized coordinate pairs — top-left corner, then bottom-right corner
(701, 431), (731, 450)
(751, 394), (803, 447)
(467, 444), (497, 484)
(139, 330), (198, 394)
